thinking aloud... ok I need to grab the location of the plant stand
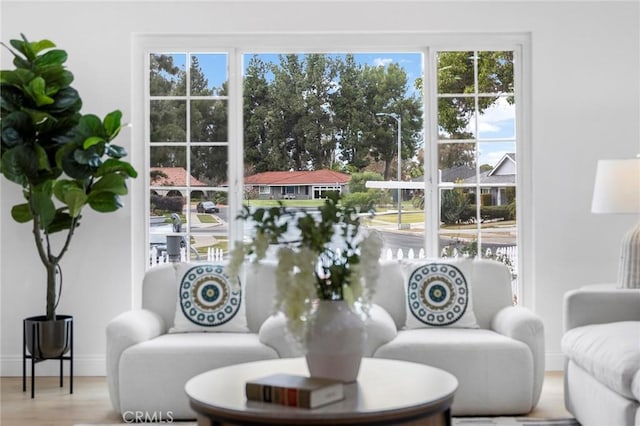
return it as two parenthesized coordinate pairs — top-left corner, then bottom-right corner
(22, 316), (74, 398)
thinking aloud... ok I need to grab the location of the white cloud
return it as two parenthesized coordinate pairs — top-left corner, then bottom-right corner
(373, 57), (393, 67)
(478, 122), (501, 134)
(464, 97), (515, 137)
(479, 150), (506, 167)
(476, 97), (515, 135)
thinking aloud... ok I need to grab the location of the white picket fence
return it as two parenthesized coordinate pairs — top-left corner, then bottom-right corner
(151, 245), (518, 272)
(382, 245), (517, 268)
(149, 246), (225, 267)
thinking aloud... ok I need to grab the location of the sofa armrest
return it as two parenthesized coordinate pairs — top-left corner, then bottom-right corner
(258, 312), (304, 358)
(363, 304), (398, 356)
(563, 288), (640, 332)
(491, 305), (545, 407)
(105, 309), (166, 412)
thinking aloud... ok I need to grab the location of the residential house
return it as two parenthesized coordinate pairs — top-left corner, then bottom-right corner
(244, 169), (351, 200)
(439, 153), (516, 206)
(150, 167), (207, 197)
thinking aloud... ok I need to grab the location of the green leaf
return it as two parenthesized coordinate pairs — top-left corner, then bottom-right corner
(88, 191), (122, 212)
(22, 107), (52, 126)
(91, 173), (128, 195)
(1, 127), (22, 147)
(103, 110), (122, 139)
(53, 179), (81, 203)
(0, 145), (38, 184)
(30, 39), (56, 56)
(97, 158), (138, 178)
(35, 49), (67, 68)
(62, 187), (87, 218)
(73, 147), (100, 166)
(26, 77), (54, 106)
(45, 210), (76, 234)
(76, 114), (103, 136)
(34, 144), (50, 170)
(10, 203), (32, 223)
(83, 136), (105, 149)
(0, 68), (35, 87)
(31, 190), (56, 228)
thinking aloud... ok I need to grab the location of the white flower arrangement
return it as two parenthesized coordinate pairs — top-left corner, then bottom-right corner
(226, 191), (384, 345)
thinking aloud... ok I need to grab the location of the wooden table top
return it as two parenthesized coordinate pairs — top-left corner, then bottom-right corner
(185, 357), (458, 425)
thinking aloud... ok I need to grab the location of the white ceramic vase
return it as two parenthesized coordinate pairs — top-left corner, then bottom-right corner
(304, 299), (365, 383)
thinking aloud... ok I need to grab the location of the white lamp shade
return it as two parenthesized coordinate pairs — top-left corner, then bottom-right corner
(591, 158), (640, 214)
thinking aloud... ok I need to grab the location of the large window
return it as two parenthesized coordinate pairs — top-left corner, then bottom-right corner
(139, 35), (526, 302)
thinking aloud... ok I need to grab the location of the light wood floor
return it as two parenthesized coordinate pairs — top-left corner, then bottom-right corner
(1, 372), (571, 425)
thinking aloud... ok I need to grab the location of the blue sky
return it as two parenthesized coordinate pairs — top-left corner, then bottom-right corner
(165, 52), (515, 167)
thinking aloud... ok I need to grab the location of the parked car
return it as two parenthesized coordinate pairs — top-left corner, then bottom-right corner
(196, 201), (219, 213)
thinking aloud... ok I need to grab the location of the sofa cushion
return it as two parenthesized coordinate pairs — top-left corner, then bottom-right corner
(404, 260), (479, 329)
(119, 332), (279, 419)
(374, 328), (534, 414)
(562, 321), (640, 399)
(169, 263), (248, 333)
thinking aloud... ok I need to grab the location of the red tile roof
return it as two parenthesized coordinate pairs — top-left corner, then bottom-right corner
(245, 170), (351, 185)
(150, 167), (207, 187)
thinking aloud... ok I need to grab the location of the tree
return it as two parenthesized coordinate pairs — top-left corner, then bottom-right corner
(243, 55), (276, 173)
(362, 63), (423, 180)
(415, 51), (514, 169)
(242, 54), (424, 176)
(267, 54), (338, 171)
(331, 55), (370, 170)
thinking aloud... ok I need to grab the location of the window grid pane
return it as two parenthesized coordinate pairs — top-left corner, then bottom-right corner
(148, 52), (229, 266)
(436, 50), (518, 302)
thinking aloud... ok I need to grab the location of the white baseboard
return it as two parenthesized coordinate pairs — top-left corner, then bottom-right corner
(545, 351), (566, 371)
(1, 355), (105, 376)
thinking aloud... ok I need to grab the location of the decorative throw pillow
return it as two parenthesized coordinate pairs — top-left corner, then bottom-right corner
(404, 260), (479, 329)
(169, 263), (249, 333)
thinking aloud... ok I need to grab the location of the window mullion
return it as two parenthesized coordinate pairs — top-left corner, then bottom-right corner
(473, 51), (482, 253)
(425, 46), (440, 258)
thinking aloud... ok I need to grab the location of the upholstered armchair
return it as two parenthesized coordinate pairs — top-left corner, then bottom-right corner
(562, 285), (640, 426)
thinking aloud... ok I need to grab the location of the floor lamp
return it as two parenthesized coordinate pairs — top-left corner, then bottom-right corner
(591, 157), (640, 288)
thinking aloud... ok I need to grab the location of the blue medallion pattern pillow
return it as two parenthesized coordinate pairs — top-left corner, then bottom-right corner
(405, 261), (479, 329)
(169, 263), (248, 333)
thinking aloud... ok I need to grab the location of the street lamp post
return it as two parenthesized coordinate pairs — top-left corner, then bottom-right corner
(376, 112), (402, 229)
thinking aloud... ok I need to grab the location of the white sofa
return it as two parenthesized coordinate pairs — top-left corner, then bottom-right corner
(562, 285), (640, 426)
(106, 257), (544, 419)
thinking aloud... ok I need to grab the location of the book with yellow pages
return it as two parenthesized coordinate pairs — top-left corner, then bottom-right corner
(245, 373), (344, 409)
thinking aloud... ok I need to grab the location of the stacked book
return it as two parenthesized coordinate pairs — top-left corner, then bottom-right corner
(245, 373), (344, 409)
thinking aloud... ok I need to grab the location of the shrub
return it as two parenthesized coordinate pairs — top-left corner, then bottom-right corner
(348, 172), (384, 193)
(151, 194), (183, 213)
(341, 191), (381, 212)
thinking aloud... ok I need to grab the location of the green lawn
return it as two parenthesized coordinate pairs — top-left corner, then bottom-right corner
(196, 214), (219, 224)
(373, 211), (424, 225)
(243, 199), (326, 208)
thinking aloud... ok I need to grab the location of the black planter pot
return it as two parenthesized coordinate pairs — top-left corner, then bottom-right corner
(24, 315), (73, 359)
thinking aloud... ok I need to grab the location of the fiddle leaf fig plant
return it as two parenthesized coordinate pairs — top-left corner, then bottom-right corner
(0, 34), (138, 320)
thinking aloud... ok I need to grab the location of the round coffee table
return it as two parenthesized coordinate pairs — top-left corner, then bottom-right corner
(185, 357), (458, 425)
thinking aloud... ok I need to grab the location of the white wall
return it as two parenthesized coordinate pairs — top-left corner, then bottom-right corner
(1, 0), (638, 375)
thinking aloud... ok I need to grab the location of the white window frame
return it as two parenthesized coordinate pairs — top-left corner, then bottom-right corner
(132, 32), (531, 309)
(259, 185), (270, 195)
